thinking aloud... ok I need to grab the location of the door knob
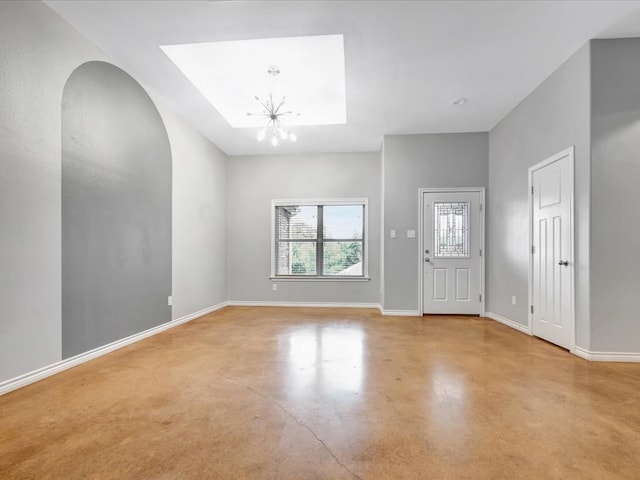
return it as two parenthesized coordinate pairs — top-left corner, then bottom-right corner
(558, 260), (569, 266)
(425, 257), (430, 262)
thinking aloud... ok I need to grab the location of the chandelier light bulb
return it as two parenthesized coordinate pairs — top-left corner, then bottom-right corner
(271, 135), (279, 146)
(279, 128), (288, 140)
(289, 132), (297, 142)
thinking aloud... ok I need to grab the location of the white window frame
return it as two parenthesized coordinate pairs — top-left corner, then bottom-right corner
(270, 198), (370, 281)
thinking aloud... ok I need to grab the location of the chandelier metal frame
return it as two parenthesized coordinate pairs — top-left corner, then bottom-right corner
(247, 65), (298, 146)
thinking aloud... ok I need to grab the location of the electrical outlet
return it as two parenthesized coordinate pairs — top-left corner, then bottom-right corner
(511, 296), (516, 306)
(390, 229), (397, 239)
(272, 284), (278, 292)
(168, 295), (172, 306)
(407, 229), (416, 239)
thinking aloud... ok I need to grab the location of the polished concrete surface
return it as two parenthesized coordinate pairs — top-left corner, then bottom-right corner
(1, 307), (639, 479)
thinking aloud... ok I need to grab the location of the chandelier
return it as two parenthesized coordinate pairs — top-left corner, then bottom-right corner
(247, 65), (298, 146)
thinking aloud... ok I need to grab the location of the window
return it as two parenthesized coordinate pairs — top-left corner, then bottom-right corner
(433, 201), (469, 258)
(272, 199), (367, 278)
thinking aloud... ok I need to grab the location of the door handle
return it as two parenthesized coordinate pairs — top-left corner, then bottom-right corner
(425, 257), (430, 263)
(558, 260), (569, 266)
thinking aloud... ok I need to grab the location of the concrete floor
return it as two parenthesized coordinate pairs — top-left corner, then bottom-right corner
(1, 306), (639, 479)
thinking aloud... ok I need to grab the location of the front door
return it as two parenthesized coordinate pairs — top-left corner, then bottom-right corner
(422, 190), (483, 315)
(530, 148), (574, 350)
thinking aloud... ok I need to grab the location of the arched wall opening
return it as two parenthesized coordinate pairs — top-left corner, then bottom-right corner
(61, 61), (172, 358)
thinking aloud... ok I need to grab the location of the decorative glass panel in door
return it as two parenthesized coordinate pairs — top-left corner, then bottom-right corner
(433, 201), (469, 258)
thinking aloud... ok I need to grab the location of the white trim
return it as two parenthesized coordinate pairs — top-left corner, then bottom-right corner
(271, 198), (368, 206)
(418, 187), (486, 315)
(484, 315), (640, 363)
(271, 198), (369, 278)
(0, 302), (227, 397)
(380, 143), (386, 315)
(269, 276), (370, 282)
(485, 311), (532, 335)
(528, 146), (576, 350)
(227, 301), (379, 309)
(573, 347), (640, 363)
(379, 309), (421, 316)
(480, 188), (486, 317)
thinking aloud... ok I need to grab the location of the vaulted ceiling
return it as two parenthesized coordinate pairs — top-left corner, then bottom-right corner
(45, 0), (640, 156)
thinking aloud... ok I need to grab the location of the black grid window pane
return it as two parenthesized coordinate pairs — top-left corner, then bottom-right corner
(276, 242), (317, 275)
(323, 205), (363, 239)
(276, 206), (317, 240)
(322, 241), (363, 275)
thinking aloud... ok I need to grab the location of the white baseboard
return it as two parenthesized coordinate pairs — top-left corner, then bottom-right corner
(573, 346), (640, 362)
(379, 309), (421, 316)
(229, 302), (418, 317)
(483, 315), (640, 363)
(227, 301), (380, 309)
(485, 311), (532, 335)
(0, 302), (227, 397)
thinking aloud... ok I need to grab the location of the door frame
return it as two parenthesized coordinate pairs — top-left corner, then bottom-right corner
(418, 187), (486, 315)
(527, 146), (576, 351)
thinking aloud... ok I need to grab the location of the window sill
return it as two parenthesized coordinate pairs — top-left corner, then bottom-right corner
(269, 276), (371, 282)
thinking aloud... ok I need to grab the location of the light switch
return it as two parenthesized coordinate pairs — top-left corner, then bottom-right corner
(407, 229), (416, 239)
(390, 229), (397, 239)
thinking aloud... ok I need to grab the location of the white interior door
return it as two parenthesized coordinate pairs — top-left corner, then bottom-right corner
(422, 190), (482, 315)
(530, 148), (574, 350)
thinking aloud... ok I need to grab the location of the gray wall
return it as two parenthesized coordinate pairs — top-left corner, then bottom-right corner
(487, 44), (591, 348)
(381, 133), (489, 312)
(0, 1), (109, 381)
(226, 153), (381, 304)
(0, 1), (228, 384)
(590, 39), (640, 352)
(160, 103), (228, 319)
(62, 61), (172, 358)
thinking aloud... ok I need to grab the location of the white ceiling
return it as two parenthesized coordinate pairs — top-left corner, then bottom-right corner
(160, 35), (347, 128)
(44, 0), (640, 156)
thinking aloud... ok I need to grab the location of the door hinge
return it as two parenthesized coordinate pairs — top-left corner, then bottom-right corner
(480, 203), (483, 212)
(479, 248), (482, 257)
(531, 185), (534, 195)
(530, 305), (534, 314)
(479, 294), (482, 302)
(531, 245), (535, 255)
